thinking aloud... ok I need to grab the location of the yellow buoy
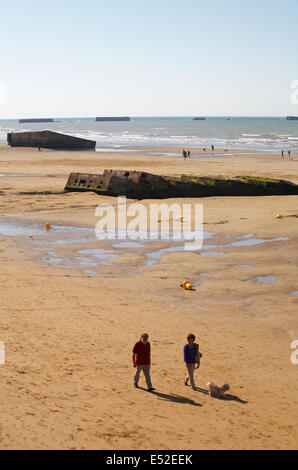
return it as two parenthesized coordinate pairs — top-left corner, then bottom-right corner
(45, 222), (51, 230)
(182, 280), (190, 289)
(275, 214), (283, 219)
(185, 282), (193, 291)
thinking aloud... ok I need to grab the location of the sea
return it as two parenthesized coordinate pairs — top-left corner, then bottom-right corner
(0, 116), (298, 152)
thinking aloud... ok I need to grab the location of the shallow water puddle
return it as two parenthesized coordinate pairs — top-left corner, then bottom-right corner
(144, 239), (226, 265)
(0, 218), (48, 237)
(83, 270), (97, 276)
(145, 245), (185, 266)
(95, 148), (142, 153)
(233, 264), (254, 268)
(200, 251), (224, 256)
(112, 241), (145, 248)
(235, 234), (254, 239)
(0, 217), (95, 240)
(39, 248), (119, 271)
(77, 248), (118, 260)
(155, 152), (236, 158)
(0, 216), (291, 275)
(245, 276), (276, 284)
(289, 291), (298, 296)
(94, 148), (236, 158)
(227, 237), (289, 248)
(41, 254), (98, 270)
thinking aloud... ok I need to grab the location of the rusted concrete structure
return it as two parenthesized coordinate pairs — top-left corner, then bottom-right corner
(95, 117), (130, 121)
(65, 170), (298, 199)
(65, 169), (173, 198)
(7, 130), (96, 149)
(19, 118), (54, 123)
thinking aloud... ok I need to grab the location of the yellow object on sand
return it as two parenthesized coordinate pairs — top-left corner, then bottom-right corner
(45, 222), (51, 230)
(182, 280), (190, 289)
(275, 214), (283, 219)
(184, 282), (193, 291)
(177, 216), (184, 222)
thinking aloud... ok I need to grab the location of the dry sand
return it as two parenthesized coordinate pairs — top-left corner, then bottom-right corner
(0, 144), (297, 449)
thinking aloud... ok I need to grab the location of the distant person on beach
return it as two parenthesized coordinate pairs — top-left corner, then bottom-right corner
(288, 150), (291, 159)
(132, 333), (155, 392)
(281, 150), (284, 159)
(187, 150), (191, 158)
(211, 145), (214, 151)
(183, 149), (187, 160)
(184, 333), (202, 390)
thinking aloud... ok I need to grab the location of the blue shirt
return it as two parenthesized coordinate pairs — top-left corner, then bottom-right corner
(184, 344), (196, 363)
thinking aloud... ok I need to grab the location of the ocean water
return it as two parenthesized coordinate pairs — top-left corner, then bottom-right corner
(0, 116), (298, 152)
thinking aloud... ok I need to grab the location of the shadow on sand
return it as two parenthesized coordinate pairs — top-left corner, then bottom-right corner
(138, 387), (202, 407)
(196, 387), (247, 404)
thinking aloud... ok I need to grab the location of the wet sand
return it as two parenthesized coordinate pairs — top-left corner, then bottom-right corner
(0, 143), (297, 449)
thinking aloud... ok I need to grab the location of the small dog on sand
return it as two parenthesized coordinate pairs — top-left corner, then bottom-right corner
(207, 381), (230, 398)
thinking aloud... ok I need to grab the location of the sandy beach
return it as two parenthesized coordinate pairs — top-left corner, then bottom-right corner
(0, 143), (297, 450)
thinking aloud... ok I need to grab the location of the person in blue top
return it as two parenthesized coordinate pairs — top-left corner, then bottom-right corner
(184, 333), (200, 390)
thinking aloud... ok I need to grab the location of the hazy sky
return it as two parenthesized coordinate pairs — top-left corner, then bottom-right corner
(0, 0), (298, 118)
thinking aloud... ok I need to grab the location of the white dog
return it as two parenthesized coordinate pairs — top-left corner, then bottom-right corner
(207, 381), (230, 398)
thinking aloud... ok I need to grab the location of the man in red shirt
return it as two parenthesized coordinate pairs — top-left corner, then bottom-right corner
(132, 333), (155, 391)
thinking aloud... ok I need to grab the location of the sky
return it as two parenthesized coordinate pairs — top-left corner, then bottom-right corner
(0, 0), (298, 118)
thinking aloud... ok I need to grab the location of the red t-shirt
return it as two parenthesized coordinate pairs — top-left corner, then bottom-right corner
(133, 341), (151, 365)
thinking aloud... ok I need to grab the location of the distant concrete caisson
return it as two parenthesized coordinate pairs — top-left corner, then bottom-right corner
(7, 130), (96, 149)
(18, 118), (54, 123)
(95, 117), (130, 121)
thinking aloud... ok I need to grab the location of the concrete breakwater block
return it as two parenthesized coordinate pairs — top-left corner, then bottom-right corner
(7, 130), (96, 149)
(64, 170), (298, 199)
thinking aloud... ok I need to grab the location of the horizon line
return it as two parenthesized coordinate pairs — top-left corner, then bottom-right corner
(0, 114), (295, 121)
